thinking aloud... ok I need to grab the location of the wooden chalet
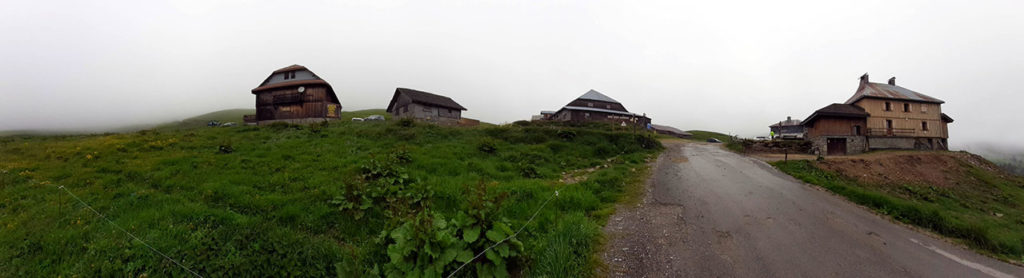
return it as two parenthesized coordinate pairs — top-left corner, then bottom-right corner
(802, 74), (953, 155)
(386, 88), (467, 125)
(244, 65), (342, 125)
(551, 90), (651, 127)
(769, 116), (805, 140)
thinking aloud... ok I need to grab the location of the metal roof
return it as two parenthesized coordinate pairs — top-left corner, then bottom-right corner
(561, 106), (644, 117)
(387, 87), (467, 112)
(577, 89), (620, 104)
(801, 103), (869, 126)
(650, 124), (692, 136)
(846, 82), (944, 104)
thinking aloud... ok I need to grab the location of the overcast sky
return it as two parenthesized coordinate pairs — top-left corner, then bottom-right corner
(1, 0), (1022, 148)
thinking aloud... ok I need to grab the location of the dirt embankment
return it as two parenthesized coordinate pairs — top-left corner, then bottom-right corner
(816, 151), (1007, 188)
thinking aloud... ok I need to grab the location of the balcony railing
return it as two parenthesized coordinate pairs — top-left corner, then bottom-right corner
(867, 128), (915, 136)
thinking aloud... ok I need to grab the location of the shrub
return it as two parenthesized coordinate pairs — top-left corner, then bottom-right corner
(478, 139), (498, 154)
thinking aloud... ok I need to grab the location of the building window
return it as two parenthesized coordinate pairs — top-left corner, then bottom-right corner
(885, 102), (892, 111)
(903, 103), (910, 112)
(290, 72), (296, 79)
(922, 121), (929, 131)
(854, 125), (861, 135)
(283, 72), (289, 80)
(606, 105), (611, 109)
(587, 102), (593, 107)
(886, 119), (893, 129)
(921, 104), (928, 113)
(584, 112), (590, 118)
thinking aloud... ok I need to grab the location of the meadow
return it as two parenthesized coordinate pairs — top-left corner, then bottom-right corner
(0, 112), (662, 277)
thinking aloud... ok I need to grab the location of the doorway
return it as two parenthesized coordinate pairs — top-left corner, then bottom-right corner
(827, 138), (847, 156)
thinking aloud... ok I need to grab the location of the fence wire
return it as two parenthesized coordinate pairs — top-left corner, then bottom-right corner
(57, 186), (203, 278)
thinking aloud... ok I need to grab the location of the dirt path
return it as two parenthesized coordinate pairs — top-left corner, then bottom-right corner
(600, 141), (1024, 277)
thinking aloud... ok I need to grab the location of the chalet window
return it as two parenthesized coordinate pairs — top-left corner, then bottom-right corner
(885, 102), (892, 111)
(606, 105), (611, 109)
(903, 103), (910, 112)
(587, 102), (593, 107)
(291, 72), (296, 79)
(922, 121), (929, 131)
(885, 119), (893, 129)
(854, 125), (861, 135)
(584, 112), (590, 118)
(921, 104), (928, 113)
(283, 72), (290, 80)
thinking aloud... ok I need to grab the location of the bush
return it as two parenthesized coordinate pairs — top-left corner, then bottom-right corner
(478, 139), (498, 154)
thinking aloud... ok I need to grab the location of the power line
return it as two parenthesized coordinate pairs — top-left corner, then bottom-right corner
(57, 186), (203, 278)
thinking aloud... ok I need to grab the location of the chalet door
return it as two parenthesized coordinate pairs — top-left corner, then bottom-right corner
(827, 138), (847, 156)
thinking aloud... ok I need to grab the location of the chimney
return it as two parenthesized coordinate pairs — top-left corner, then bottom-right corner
(859, 73), (869, 83)
(787, 116), (792, 121)
(888, 77), (896, 86)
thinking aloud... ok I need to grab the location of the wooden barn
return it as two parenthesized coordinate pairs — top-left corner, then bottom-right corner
(243, 65), (342, 125)
(386, 88), (467, 125)
(802, 103), (870, 155)
(551, 90), (651, 127)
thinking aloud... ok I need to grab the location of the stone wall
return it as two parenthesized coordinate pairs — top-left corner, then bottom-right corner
(809, 135), (867, 156)
(868, 137), (916, 150)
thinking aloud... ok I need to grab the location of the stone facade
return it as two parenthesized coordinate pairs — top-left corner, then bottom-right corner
(809, 135), (867, 156)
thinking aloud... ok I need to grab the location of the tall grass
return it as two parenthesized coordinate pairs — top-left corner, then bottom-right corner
(0, 120), (661, 276)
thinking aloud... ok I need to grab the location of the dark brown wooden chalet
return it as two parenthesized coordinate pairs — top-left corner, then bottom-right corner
(386, 88), (467, 125)
(802, 103), (870, 156)
(244, 65), (342, 125)
(552, 90), (651, 127)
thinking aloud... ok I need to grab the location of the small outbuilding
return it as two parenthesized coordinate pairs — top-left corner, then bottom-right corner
(769, 116), (805, 140)
(802, 103), (870, 156)
(244, 65), (342, 125)
(386, 88), (467, 125)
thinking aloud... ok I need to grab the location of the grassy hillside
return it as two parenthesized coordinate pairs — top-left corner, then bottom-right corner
(154, 109), (256, 130)
(685, 130), (744, 152)
(772, 153), (1024, 263)
(0, 120), (661, 276)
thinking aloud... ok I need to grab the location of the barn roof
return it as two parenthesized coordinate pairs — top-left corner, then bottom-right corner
(251, 65), (340, 104)
(577, 89), (620, 104)
(387, 88), (467, 112)
(845, 80), (944, 104)
(941, 113), (954, 123)
(801, 103), (869, 126)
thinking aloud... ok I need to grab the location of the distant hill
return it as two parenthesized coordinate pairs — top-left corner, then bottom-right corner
(154, 108), (255, 130)
(685, 130), (734, 142)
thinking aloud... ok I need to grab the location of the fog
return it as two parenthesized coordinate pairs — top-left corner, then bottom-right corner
(2, 0), (1022, 150)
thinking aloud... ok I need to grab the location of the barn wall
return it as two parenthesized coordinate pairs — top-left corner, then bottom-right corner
(263, 70), (318, 86)
(805, 117), (866, 138)
(254, 85), (338, 122)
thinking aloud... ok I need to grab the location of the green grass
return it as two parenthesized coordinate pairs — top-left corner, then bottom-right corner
(0, 119), (661, 277)
(772, 159), (1024, 263)
(153, 108), (256, 131)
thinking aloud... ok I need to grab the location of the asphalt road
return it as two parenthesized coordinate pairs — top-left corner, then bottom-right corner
(602, 141), (1024, 277)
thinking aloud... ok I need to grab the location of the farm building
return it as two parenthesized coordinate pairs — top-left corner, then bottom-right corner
(769, 116), (804, 140)
(651, 124), (693, 138)
(386, 88), (467, 125)
(243, 65), (342, 125)
(551, 90), (651, 127)
(802, 74), (953, 155)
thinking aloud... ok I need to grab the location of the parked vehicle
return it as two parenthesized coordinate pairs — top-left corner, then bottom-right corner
(365, 115), (385, 121)
(707, 138), (723, 143)
(351, 118), (364, 122)
(220, 122), (237, 127)
(207, 121), (220, 127)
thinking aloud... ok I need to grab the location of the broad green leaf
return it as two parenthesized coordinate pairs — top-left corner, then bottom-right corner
(455, 249), (474, 263)
(440, 247), (459, 264)
(485, 229), (505, 242)
(484, 249), (501, 264)
(463, 227), (481, 243)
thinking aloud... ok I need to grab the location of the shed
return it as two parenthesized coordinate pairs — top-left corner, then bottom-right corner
(386, 88), (467, 125)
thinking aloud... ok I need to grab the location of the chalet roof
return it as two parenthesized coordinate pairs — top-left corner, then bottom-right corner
(769, 118), (802, 127)
(250, 65), (340, 104)
(845, 81), (944, 104)
(273, 64), (307, 74)
(650, 124), (692, 136)
(387, 88), (467, 112)
(801, 103), (869, 126)
(577, 90), (620, 104)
